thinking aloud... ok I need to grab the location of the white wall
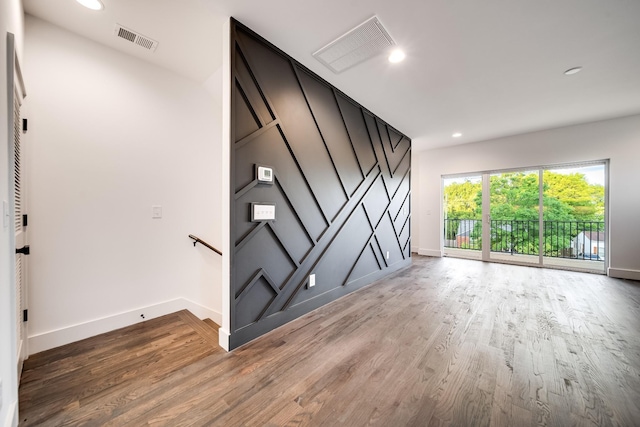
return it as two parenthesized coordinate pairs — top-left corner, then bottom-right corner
(1, 1), (24, 425)
(24, 16), (223, 354)
(412, 114), (640, 280)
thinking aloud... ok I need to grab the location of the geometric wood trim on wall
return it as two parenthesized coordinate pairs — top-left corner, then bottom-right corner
(230, 19), (412, 349)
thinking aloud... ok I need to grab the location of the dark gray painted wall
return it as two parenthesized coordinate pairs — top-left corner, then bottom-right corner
(230, 20), (412, 349)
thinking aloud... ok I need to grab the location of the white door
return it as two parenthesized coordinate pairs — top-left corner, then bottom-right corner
(10, 35), (28, 378)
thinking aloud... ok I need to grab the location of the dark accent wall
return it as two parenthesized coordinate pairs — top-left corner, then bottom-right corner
(230, 20), (412, 349)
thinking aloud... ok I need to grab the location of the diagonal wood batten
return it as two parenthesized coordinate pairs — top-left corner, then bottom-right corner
(230, 19), (412, 348)
(18, 256), (640, 425)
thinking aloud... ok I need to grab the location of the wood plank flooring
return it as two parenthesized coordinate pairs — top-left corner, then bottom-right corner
(19, 256), (640, 426)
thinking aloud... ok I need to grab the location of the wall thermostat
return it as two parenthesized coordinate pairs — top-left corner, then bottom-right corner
(257, 165), (274, 184)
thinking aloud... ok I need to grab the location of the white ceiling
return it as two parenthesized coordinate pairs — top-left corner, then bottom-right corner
(23, 0), (640, 151)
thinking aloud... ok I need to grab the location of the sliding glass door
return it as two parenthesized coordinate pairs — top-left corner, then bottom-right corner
(443, 162), (606, 273)
(443, 175), (482, 260)
(541, 164), (605, 273)
(487, 170), (541, 266)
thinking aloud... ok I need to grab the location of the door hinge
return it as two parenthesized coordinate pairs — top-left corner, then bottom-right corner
(22, 118), (28, 133)
(22, 214), (28, 227)
(16, 245), (30, 255)
(23, 309), (28, 322)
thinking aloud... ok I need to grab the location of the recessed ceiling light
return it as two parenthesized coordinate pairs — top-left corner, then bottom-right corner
(388, 49), (406, 64)
(564, 66), (582, 75)
(452, 132), (462, 138)
(76, 0), (104, 11)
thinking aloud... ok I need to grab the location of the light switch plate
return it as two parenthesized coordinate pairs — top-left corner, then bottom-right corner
(152, 205), (162, 219)
(251, 203), (276, 222)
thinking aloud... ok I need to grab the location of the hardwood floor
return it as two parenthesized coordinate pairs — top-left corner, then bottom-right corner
(19, 256), (640, 426)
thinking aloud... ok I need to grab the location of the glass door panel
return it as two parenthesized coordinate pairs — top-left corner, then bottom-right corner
(443, 175), (483, 260)
(488, 170), (541, 266)
(542, 164), (605, 273)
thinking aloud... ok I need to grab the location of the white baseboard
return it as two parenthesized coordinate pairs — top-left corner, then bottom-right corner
(417, 248), (443, 257)
(28, 298), (222, 355)
(182, 298), (222, 325)
(608, 267), (640, 281)
(3, 400), (18, 427)
(411, 245), (419, 254)
(218, 328), (230, 351)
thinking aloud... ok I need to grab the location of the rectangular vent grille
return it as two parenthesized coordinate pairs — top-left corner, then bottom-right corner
(114, 24), (159, 52)
(313, 16), (395, 74)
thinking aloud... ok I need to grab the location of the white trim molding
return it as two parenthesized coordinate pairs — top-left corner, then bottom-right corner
(608, 267), (640, 282)
(218, 327), (230, 351)
(220, 17), (232, 356)
(3, 400), (18, 427)
(417, 248), (443, 257)
(27, 298), (222, 355)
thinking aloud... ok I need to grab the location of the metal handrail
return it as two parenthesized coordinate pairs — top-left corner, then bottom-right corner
(188, 234), (222, 256)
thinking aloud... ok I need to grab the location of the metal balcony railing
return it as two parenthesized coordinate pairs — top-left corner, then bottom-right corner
(444, 219), (605, 260)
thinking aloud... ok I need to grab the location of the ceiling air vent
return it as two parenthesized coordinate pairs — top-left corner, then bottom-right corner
(312, 16), (396, 74)
(114, 24), (158, 52)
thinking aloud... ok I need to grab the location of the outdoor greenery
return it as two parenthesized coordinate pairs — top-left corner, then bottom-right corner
(444, 171), (605, 254)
